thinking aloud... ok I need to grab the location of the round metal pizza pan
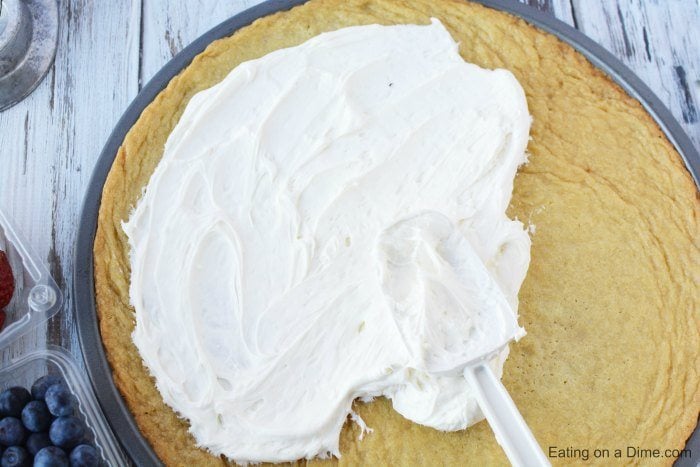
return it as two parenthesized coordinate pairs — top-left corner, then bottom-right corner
(74, 1), (700, 465)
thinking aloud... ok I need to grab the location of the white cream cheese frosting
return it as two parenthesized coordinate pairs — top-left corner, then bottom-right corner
(124, 19), (531, 464)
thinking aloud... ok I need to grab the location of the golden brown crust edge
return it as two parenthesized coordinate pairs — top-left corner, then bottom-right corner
(93, 0), (700, 466)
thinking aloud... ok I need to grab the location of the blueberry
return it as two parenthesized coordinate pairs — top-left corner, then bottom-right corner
(49, 416), (85, 449)
(0, 446), (30, 467)
(20, 400), (51, 432)
(26, 432), (51, 456)
(31, 376), (63, 401)
(44, 385), (74, 417)
(0, 417), (26, 446)
(33, 446), (68, 467)
(0, 387), (31, 417)
(68, 444), (98, 467)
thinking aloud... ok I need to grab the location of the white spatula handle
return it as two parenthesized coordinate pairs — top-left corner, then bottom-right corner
(464, 363), (551, 467)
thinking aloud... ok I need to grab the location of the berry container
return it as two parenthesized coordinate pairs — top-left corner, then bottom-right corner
(0, 347), (127, 465)
(0, 207), (128, 465)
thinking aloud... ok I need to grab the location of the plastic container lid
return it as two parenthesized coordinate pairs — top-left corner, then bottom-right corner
(0, 207), (62, 347)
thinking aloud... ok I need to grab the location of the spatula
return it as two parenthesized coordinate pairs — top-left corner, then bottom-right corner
(462, 352), (550, 466)
(378, 211), (550, 467)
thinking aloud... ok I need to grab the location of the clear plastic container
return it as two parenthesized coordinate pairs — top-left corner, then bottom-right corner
(0, 208), (62, 347)
(0, 347), (128, 465)
(0, 207), (128, 465)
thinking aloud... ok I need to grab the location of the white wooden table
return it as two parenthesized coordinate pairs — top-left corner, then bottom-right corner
(0, 0), (698, 363)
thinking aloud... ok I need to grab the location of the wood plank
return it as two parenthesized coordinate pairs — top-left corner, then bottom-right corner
(0, 1), (141, 359)
(140, 0), (256, 87)
(570, 0), (700, 150)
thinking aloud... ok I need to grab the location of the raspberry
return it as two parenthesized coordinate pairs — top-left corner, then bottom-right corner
(0, 250), (15, 309)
